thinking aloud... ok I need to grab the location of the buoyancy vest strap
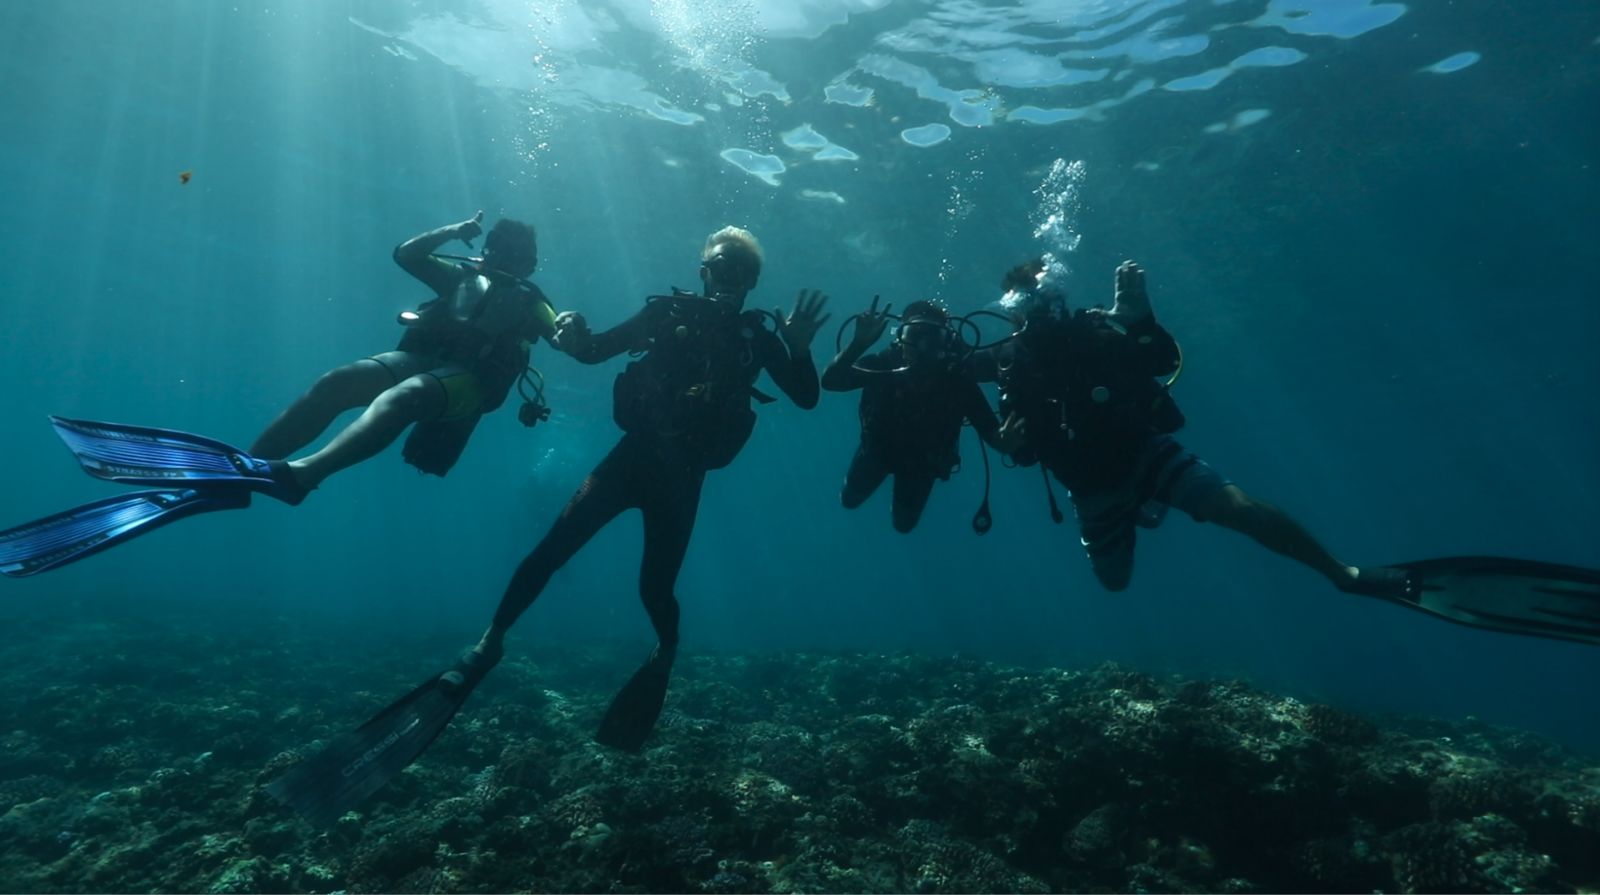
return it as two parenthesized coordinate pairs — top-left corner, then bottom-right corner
(1041, 464), (1065, 524)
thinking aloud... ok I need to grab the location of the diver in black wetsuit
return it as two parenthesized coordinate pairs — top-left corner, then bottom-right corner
(469, 226), (829, 751)
(252, 211), (557, 492)
(823, 297), (1019, 532)
(972, 256), (1410, 598)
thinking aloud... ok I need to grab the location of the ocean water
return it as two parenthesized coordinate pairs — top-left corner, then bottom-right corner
(0, 0), (1595, 767)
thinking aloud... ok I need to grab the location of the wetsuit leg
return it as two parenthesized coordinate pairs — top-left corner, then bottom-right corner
(637, 462), (706, 653)
(489, 442), (638, 636)
(841, 444), (890, 509)
(890, 471), (936, 533)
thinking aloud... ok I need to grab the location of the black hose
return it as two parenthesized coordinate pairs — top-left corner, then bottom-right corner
(1040, 464), (1064, 524)
(972, 436), (993, 535)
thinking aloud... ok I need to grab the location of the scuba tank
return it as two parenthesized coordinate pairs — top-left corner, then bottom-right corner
(394, 255), (556, 476)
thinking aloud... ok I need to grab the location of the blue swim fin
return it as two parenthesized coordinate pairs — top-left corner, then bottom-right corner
(50, 416), (308, 505)
(0, 487), (252, 578)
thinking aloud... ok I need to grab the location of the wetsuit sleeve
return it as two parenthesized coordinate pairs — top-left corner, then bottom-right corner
(961, 377), (1001, 440)
(821, 346), (890, 391)
(394, 224), (469, 296)
(1123, 318), (1181, 379)
(966, 344), (1005, 384)
(565, 304), (658, 364)
(524, 284), (559, 345)
(760, 329), (820, 409)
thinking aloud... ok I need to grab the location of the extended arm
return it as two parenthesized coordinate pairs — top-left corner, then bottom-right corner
(1125, 318), (1180, 379)
(762, 331), (821, 409)
(966, 343), (1005, 384)
(1106, 260), (1179, 378)
(961, 379), (1005, 448)
(821, 296), (893, 391)
(522, 282), (560, 347)
(765, 289), (830, 409)
(394, 211), (485, 295)
(551, 305), (656, 365)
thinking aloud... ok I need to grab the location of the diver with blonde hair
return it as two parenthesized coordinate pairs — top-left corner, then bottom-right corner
(265, 226), (830, 822)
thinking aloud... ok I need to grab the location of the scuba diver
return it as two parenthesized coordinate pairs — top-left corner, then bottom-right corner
(0, 211), (558, 578)
(254, 210), (555, 482)
(972, 257), (1600, 646)
(823, 297), (1018, 532)
(264, 226), (830, 823)
(974, 256), (1418, 597)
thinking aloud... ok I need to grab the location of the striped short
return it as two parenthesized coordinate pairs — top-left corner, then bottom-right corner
(1068, 435), (1230, 590)
(368, 350), (488, 421)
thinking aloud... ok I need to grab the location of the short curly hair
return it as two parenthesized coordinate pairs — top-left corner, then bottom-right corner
(703, 226), (764, 291)
(901, 299), (949, 323)
(485, 218), (538, 278)
(1000, 257), (1047, 295)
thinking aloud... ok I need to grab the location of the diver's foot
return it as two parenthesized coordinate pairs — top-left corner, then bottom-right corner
(443, 643), (503, 691)
(648, 642), (677, 670)
(266, 461), (313, 506)
(1339, 566), (1417, 600)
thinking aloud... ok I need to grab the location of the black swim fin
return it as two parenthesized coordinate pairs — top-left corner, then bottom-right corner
(594, 649), (674, 753)
(264, 650), (497, 824)
(0, 487), (252, 578)
(1372, 556), (1600, 647)
(51, 416), (309, 505)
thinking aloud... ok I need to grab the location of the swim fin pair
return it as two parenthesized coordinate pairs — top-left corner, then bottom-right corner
(264, 643), (672, 825)
(0, 417), (308, 578)
(265, 648), (499, 825)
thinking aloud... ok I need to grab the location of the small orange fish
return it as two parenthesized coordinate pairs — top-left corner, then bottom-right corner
(179, 170), (193, 185)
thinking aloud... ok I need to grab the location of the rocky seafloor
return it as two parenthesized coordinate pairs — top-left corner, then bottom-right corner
(1, 617), (1597, 894)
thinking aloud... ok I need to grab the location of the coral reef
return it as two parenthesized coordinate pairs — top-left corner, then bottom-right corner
(0, 618), (1595, 893)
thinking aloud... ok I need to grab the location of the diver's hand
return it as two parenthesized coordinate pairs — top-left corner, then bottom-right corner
(776, 288), (831, 355)
(1110, 259), (1152, 324)
(552, 310), (590, 352)
(453, 210), (485, 248)
(850, 295), (892, 348)
(994, 412), (1026, 454)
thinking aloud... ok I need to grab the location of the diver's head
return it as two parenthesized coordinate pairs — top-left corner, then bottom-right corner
(700, 226), (763, 302)
(895, 299), (953, 365)
(482, 218), (538, 280)
(997, 255), (1067, 326)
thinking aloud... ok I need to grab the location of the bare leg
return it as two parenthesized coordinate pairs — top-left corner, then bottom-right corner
(250, 360), (398, 459)
(1198, 484), (1358, 589)
(287, 374), (448, 489)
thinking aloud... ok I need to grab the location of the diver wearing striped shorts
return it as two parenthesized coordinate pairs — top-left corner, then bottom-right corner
(972, 256), (1409, 598)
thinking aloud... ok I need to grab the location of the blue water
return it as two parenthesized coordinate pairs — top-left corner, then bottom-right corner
(0, 1), (1595, 751)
